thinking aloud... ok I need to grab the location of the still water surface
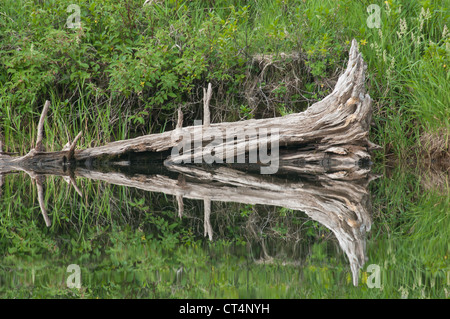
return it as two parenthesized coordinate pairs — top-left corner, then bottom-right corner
(0, 158), (448, 298)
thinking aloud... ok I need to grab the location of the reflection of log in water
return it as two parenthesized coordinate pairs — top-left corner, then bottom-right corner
(0, 159), (373, 286)
(19, 161), (370, 287)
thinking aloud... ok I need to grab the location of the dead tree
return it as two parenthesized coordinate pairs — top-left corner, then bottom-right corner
(0, 39), (379, 180)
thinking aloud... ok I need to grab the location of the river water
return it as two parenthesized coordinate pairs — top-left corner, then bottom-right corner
(0, 157), (448, 298)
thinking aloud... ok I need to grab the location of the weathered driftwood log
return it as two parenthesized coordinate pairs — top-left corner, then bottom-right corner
(0, 39), (379, 179)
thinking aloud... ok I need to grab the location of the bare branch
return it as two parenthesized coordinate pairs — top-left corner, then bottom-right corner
(35, 175), (51, 227)
(204, 197), (213, 241)
(176, 107), (183, 129)
(63, 175), (83, 197)
(368, 141), (382, 151)
(176, 194), (184, 218)
(35, 100), (50, 152)
(203, 83), (212, 127)
(68, 131), (83, 160)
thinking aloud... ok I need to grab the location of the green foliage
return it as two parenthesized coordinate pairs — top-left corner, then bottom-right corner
(238, 104), (253, 119)
(0, 0), (250, 145)
(305, 34), (344, 79)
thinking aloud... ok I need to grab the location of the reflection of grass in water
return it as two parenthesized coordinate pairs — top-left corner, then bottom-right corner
(0, 167), (448, 298)
(367, 166), (449, 298)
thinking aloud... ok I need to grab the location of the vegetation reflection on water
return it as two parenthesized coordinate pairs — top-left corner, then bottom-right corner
(0, 160), (448, 298)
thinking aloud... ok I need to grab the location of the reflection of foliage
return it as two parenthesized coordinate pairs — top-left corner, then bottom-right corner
(0, 174), (330, 260)
(0, 169), (449, 298)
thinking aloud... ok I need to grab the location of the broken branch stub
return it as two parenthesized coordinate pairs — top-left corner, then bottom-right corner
(176, 107), (184, 130)
(68, 131), (83, 160)
(0, 100), (85, 227)
(203, 83), (212, 127)
(35, 100), (50, 153)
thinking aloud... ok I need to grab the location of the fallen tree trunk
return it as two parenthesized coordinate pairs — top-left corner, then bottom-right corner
(0, 39), (379, 179)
